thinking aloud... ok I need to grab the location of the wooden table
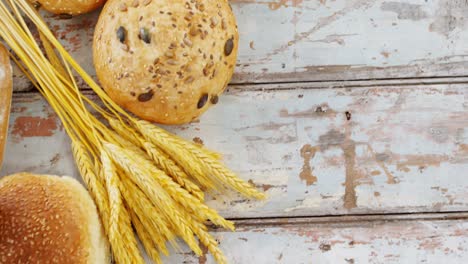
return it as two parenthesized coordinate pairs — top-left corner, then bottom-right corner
(2, 0), (468, 263)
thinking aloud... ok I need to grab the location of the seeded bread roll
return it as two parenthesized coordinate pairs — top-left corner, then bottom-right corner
(0, 45), (12, 170)
(93, 0), (238, 124)
(31, 0), (107, 16)
(0, 173), (110, 263)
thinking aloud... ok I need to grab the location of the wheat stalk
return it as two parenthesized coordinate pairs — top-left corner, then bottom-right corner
(101, 150), (144, 264)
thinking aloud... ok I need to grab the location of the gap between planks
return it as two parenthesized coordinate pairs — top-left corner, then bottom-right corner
(12, 75), (468, 94)
(227, 211), (468, 228)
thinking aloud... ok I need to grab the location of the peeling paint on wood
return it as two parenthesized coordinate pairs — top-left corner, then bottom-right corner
(11, 116), (58, 139)
(299, 144), (318, 186)
(11, 0), (468, 91)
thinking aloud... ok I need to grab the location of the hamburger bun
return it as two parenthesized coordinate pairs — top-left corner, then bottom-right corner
(32, 0), (107, 16)
(93, 0), (239, 124)
(0, 44), (12, 170)
(0, 173), (110, 263)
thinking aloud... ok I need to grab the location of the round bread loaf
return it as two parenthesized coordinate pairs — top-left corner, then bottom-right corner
(0, 173), (110, 263)
(93, 0), (238, 124)
(32, 0), (106, 16)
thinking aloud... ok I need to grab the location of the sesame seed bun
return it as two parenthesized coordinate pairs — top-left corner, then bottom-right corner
(32, 0), (107, 16)
(0, 173), (110, 263)
(93, 0), (239, 124)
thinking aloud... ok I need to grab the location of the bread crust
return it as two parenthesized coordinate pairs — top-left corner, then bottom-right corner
(0, 45), (12, 170)
(93, 0), (239, 124)
(0, 173), (110, 264)
(33, 0), (107, 15)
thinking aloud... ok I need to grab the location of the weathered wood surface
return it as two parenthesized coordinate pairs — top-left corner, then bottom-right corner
(162, 216), (468, 263)
(3, 83), (468, 218)
(12, 0), (468, 91)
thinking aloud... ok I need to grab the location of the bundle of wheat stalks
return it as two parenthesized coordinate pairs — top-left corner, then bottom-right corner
(0, 0), (265, 263)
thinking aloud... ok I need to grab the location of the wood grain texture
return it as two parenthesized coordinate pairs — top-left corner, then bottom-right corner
(2, 83), (467, 218)
(160, 217), (468, 263)
(11, 0), (468, 91)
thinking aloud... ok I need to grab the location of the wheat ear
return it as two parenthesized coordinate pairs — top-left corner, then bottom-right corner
(195, 228), (227, 264)
(173, 140), (266, 199)
(143, 141), (205, 201)
(101, 150), (144, 264)
(176, 205), (227, 264)
(197, 154), (267, 200)
(103, 142), (203, 256)
(128, 209), (162, 264)
(119, 175), (173, 255)
(135, 119), (222, 159)
(135, 120), (216, 190)
(72, 141), (111, 235)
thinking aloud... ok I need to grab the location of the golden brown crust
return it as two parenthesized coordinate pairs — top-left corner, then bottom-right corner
(32, 0), (107, 16)
(0, 45), (12, 170)
(0, 173), (109, 264)
(93, 0), (239, 124)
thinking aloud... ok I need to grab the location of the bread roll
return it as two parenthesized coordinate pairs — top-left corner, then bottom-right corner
(0, 173), (110, 263)
(32, 0), (107, 16)
(0, 45), (12, 170)
(93, 0), (239, 124)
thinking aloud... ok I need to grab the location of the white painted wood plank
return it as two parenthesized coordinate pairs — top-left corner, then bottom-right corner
(11, 0), (468, 90)
(2, 83), (468, 218)
(163, 218), (468, 263)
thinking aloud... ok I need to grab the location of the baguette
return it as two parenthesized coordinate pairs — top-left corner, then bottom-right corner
(0, 44), (12, 170)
